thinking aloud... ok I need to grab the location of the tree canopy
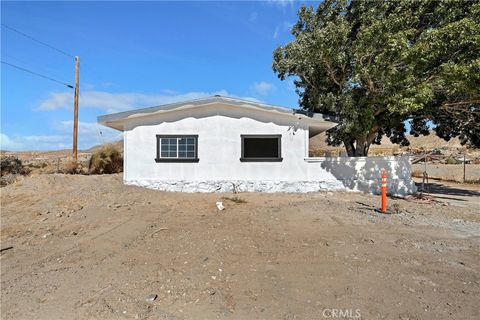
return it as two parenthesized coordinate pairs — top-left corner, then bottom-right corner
(273, 0), (480, 156)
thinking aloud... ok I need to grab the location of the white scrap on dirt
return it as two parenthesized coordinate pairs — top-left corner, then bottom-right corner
(216, 201), (225, 211)
(145, 294), (157, 302)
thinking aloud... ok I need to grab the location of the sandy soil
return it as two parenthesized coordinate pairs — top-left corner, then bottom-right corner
(1, 174), (479, 320)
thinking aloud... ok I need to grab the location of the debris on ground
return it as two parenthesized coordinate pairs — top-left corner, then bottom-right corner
(0, 246), (13, 253)
(145, 294), (157, 302)
(215, 201), (225, 211)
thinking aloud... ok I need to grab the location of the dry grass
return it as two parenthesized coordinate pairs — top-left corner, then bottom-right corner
(88, 145), (123, 174)
(465, 178), (480, 184)
(411, 169), (424, 178)
(0, 156), (30, 186)
(62, 160), (82, 174)
(222, 196), (248, 204)
(0, 156), (29, 175)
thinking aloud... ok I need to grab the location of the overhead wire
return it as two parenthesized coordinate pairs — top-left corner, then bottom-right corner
(2, 24), (125, 92)
(1, 60), (74, 88)
(1, 23), (74, 58)
(2, 52), (70, 82)
(2, 24), (75, 88)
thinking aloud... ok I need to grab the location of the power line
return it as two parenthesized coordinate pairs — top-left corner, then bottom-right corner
(1, 24), (118, 93)
(2, 23), (118, 92)
(1, 60), (73, 88)
(1, 23), (74, 58)
(2, 52), (68, 82)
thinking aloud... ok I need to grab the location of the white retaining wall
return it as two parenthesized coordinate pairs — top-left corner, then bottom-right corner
(305, 156), (417, 196)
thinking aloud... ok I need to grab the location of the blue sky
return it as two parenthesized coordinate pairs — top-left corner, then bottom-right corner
(1, 0), (319, 151)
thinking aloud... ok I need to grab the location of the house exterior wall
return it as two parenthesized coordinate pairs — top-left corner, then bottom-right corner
(122, 104), (416, 196)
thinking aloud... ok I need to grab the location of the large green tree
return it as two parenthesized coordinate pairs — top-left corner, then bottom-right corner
(273, 0), (480, 156)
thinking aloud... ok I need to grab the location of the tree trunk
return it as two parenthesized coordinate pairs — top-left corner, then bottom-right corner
(355, 136), (369, 156)
(343, 128), (378, 157)
(344, 138), (356, 157)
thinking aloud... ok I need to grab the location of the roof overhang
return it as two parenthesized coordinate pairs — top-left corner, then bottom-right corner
(97, 95), (338, 132)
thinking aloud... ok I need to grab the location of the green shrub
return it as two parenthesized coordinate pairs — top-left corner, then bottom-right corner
(445, 157), (461, 165)
(88, 145), (123, 174)
(27, 161), (48, 169)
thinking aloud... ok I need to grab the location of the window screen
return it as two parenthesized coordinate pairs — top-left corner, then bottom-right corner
(156, 135), (198, 162)
(241, 135), (282, 161)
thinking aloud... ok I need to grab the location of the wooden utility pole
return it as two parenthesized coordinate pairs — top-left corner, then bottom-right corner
(73, 56), (79, 161)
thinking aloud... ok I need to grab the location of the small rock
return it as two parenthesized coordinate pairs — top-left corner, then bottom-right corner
(42, 232), (52, 239)
(145, 294), (157, 302)
(71, 231), (78, 236)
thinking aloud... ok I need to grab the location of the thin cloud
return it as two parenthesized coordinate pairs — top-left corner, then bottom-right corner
(251, 81), (276, 96)
(0, 133), (67, 151)
(0, 133), (24, 151)
(57, 120), (122, 146)
(282, 21), (294, 33)
(4, 90), (264, 151)
(37, 90), (260, 114)
(274, 21), (294, 40)
(0, 121), (122, 151)
(273, 26), (280, 40)
(266, 0), (295, 8)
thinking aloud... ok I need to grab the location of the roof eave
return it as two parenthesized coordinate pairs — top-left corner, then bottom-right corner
(97, 96), (339, 131)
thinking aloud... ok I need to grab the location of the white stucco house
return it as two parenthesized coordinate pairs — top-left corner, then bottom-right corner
(98, 95), (416, 195)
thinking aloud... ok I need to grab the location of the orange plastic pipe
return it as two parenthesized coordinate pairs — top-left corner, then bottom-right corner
(381, 169), (387, 213)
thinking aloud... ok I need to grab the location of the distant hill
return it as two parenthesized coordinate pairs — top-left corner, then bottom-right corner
(309, 132), (473, 156)
(1, 141), (123, 162)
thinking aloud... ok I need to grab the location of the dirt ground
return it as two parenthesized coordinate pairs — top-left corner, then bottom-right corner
(1, 174), (479, 320)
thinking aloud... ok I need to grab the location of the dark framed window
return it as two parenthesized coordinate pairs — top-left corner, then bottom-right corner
(155, 135), (199, 162)
(240, 134), (282, 162)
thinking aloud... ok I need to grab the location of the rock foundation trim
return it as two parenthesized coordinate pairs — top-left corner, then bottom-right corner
(125, 178), (416, 196)
(125, 180), (346, 193)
